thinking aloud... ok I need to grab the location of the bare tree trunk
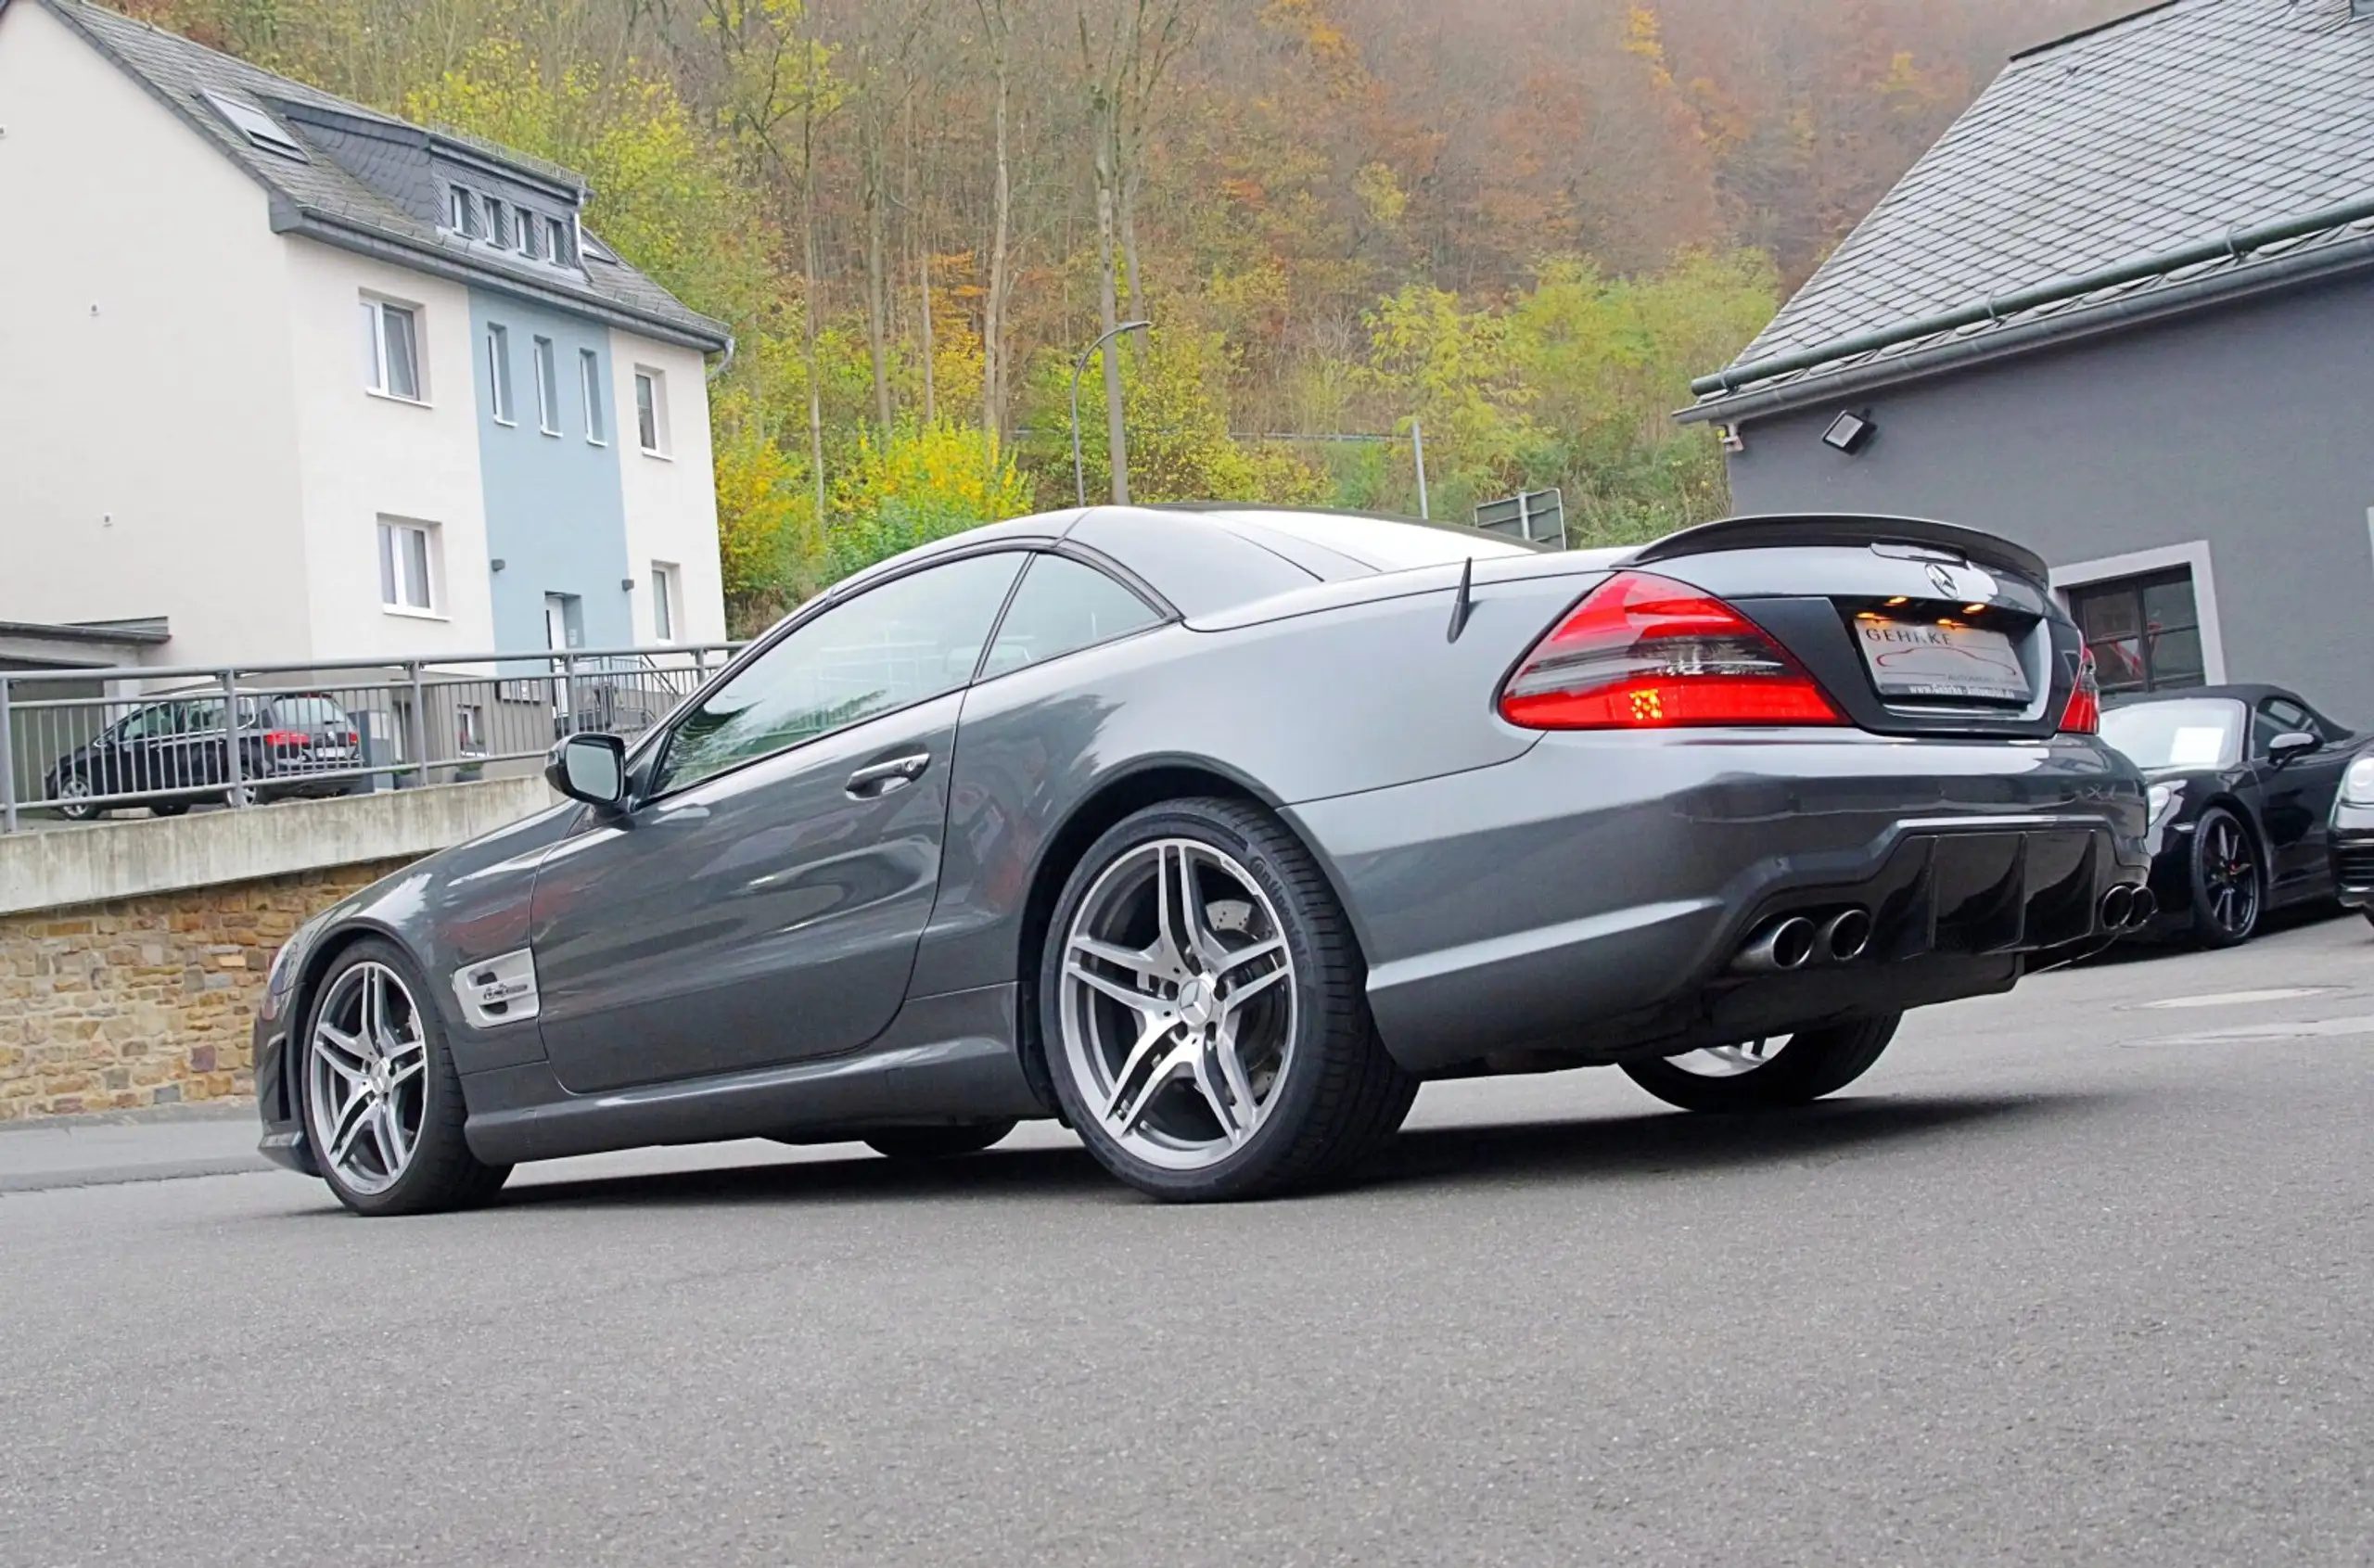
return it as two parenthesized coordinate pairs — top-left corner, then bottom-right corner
(978, 0), (1013, 444)
(862, 123), (893, 430)
(906, 89), (935, 424)
(802, 44), (827, 524)
(1119, 164), (1145, 325)
(1091, 86), (1130, 502)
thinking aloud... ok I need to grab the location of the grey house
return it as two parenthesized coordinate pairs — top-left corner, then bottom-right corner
(1682, 0), (2374, 721)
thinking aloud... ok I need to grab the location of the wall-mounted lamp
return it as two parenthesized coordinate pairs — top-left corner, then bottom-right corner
(1822, 410), (1876, 454)
(490, 558), (506, 572)
(620, 577), (636, 593)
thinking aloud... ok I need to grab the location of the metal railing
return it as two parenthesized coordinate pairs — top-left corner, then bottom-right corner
(0, 642), (742, 832)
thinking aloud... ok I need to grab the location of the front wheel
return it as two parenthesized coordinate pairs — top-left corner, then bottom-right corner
(300, 940), (510, 1216)
(864, 1122), (1016, 1160)
(1621, 1015), (1901, 1113)
(1040, 797), (1416, 1202)
(53, 775), (104, 822)
(2189, 806), (2262, 948)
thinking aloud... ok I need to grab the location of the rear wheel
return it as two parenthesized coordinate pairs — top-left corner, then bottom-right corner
(1040, 797), (1415, 1202)
(1621, 1015), (1901, 1113)
(864, 1122), (1016, 1161)
(2189, 807), (2262, 948)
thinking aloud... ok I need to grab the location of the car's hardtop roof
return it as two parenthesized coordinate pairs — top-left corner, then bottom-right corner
(824, 503), (1538, 621)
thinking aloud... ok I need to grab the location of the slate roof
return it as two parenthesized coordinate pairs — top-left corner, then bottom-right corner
(1688, 0), (2374, 418)
(35, 0), (731, 351)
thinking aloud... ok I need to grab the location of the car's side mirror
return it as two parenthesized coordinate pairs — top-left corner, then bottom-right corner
(546, 733), (629, 810)
(2268, 730), (2321, 767)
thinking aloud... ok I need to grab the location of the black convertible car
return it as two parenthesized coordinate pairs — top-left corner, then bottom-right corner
(2098, 685), (2362, 946)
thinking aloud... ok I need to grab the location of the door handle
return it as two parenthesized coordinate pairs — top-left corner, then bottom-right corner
(845, 751), (932, 798)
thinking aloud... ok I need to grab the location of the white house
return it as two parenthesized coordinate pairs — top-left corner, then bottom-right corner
(0, 0), (733, 673)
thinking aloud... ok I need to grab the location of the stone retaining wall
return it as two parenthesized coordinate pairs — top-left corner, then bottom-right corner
(0, 858), (417, 1119)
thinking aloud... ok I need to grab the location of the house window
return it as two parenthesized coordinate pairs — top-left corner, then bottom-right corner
(533, 336), (560, 435)
(2067, 567), (2205, 695)
(548, 217), (576, 267)
(486, 324), (515, 424)
(634, 367), (669, 455)
(580, 349), (606, 444)
(358, 297), (422, 402)
(450, 185), (483, 240)
(377, 518), (440, 614)
(650, 562), (678, 642)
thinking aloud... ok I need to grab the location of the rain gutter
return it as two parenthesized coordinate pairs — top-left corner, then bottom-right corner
(1686, 193), (2374, 412)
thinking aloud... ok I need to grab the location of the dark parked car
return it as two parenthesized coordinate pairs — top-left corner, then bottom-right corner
(2098, 685), (2362, 947)
(252, 507), (2149, 1215)
(2329, 747), (2374, 927)
(47, 691), (362, 821)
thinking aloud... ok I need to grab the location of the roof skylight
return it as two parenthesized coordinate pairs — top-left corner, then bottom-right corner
(200, 91), (308, 161)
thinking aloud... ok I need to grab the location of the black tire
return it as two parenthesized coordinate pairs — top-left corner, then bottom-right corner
(299, 938), (511, 1217)
(863, 1122), (1017, 1160)
(2189, 805), (2263, 949)
(1621, 1014), (1901, 1113)
(1039, 797), (1415, 1202)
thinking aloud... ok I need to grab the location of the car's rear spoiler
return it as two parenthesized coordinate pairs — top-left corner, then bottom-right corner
(1628, 513), (2051, 586)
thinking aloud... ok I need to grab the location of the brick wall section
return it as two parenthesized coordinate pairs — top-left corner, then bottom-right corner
(0, 857), (417, 1121)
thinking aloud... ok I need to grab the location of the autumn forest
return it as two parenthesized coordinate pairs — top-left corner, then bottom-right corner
(130, 0), (2133, 631)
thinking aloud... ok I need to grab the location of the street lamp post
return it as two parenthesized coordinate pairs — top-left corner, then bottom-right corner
(1073, 319), (1152, 508)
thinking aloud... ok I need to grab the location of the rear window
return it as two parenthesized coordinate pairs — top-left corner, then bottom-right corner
(2100, 698), (2244, 770)
(1217, 510), (1538, 574)
(268, 695), (348, 727)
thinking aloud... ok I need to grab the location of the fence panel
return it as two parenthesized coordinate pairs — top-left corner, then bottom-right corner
(0, 642), (739, 831)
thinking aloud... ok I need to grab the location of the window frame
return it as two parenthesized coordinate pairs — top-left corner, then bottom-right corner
(580, 349), (607, 445)
(359, 296), (425, 403)
(2064, 567), (2206, 696)
(486, 323), (516, 426)
(636, 543), (1043, 802)
(450, 185), (483, 240)
(532, 335), (561, 436)
(633, 367), (670, 456)
(972, 546), (1169, 683)
(632, 542), (1173, 804)
(377, 516), (442, 618)
(649, 562), (678, 643)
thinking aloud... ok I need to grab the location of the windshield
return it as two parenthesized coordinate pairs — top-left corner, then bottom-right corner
(2100, 698), (2244, 771)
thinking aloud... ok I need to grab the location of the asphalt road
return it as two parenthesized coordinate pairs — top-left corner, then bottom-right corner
(6, 915), (2372, 1567)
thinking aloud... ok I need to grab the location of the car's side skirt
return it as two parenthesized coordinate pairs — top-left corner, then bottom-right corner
(458, 983), (1048, 1166)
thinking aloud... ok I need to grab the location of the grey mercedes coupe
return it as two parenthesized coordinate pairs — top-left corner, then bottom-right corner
(254, 505), (2149, 1212)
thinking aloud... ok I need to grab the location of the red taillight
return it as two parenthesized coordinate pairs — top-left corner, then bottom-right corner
(2059, 644), (2100, 734)
(263, 730), (310, 747)
(1499, 571), (1843, 730)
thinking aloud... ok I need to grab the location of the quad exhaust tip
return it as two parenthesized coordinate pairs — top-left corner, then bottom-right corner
(1735, 914), (1818, 973)
(2100, 884), (2155, 931)
(1819, 908), (1873, 963)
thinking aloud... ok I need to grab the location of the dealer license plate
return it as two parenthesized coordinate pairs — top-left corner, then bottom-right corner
(1855, 619), (2031, 704)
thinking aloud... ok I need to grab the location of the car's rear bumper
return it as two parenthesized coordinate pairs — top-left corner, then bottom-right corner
(1289, 731), (2148, 1074)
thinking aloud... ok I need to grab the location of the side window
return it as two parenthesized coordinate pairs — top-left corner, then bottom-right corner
(2253, 699), (2313, 758)
(979, 554), (1164, 680)
(111, 707), (159, 742)
(655, 553), (1025, 796)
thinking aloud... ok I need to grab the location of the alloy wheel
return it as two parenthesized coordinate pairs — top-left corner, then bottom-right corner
(306, 962), (429, 1196)
(1057, 839), (1297, 1172)
(1665, 1037), (1787, 1078)
(56, 776), (96, 821)
(2201, 813), (2260, 939)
